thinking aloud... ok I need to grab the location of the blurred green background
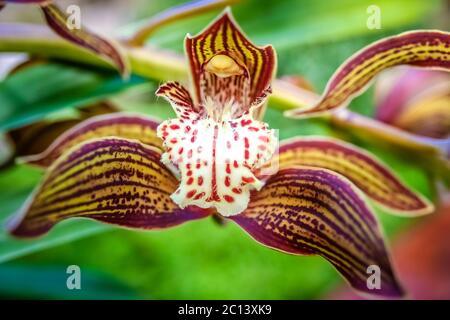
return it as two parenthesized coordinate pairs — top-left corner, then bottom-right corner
(0, 0), (447, 299)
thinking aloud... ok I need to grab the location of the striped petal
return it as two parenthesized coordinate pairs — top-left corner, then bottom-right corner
(286, 30), (450, 118)
(20, 113), (162, 168)
(268, 137), (433, 216)
(8, 138), (210, 238)
(40, 3), (129, 76)
(231, 166), (403, 298)
(185, 8), (276, 116)
(156, 81), (201, 119)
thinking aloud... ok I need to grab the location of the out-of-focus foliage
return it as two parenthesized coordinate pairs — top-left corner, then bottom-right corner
(0, 0), (445, 299)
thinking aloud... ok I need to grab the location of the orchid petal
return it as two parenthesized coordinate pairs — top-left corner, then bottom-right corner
(20, 113), (162, 168)
(269, 137), (433, 216)
(231, 166), (403, 298)
(286, 30), (450, 118)
(40, 3), (129, 77)
(185, 9), (276, 117)
(8, 138), (210, 237)
(156, 81), (200, 119)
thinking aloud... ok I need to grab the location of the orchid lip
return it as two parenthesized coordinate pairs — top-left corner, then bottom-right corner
(156, 89), (278, 217)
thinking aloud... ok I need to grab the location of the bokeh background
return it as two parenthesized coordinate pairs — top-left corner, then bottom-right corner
(0, 0), (448, 299)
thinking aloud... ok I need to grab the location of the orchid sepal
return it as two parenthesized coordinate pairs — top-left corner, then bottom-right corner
(286, 30), (450, 118)
(8, 137), (210, 237)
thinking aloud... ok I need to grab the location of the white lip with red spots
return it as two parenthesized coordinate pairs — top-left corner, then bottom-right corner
(156, 85), (277, 216)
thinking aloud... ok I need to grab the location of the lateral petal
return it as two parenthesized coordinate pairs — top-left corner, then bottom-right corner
(231, 166), (404, 298)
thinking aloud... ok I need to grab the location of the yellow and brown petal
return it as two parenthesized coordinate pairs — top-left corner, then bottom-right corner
(270, 137), (433, 215)
(287, 30), (450, 118)
(231, 166), (403, 297)
(21, 113), (163, 168)
(8, 137), (210, 237)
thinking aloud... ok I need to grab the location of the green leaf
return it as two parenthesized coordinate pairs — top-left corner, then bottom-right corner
(0, 263), (139, 299)
(0, 62), (145, 130)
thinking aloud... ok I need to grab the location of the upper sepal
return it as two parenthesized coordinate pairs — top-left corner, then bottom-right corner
(185, 8), (276, 111)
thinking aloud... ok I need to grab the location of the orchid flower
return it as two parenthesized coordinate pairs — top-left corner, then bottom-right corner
(374, 67), (450, 140)
(0, 0), (128, 75)
(8, 10), (438, 298)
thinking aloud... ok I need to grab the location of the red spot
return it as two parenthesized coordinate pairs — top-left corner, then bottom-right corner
(170, 138), (177, 143)
(248, 127), (259, 132)
(185, 125), (191, 133)
(194, 192), (205, 200)
(170, 124), (180, 130)
(186, 163), (191, 169)
(224, 195), (235, 203)
(234, 132), (239, 141)
(242, 176), (255, 184)
(244, 137), (249, 148)
(226, 162), (231, 174)
(241, 119), (252, 126)
(244, 150), (249, 160)
(187, 170), (193, 176)
(196, 162), (201, 169)
(226, 141), (232, 149)
(191, 135), (197, 143)
(198, 176), (204, 186)
(186, 190), (196, 198)
(178, 147), (184, 155)
(187, 177), (194, 185)
(258, 136), (269, 143)
(187, 149), (193, 158)
(162, 132), (169, 138)
(225, 176), (231, 187)
(258, 145), (267, 151)
(232, 188), (242, 194)
(233, 160), (239, 168)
